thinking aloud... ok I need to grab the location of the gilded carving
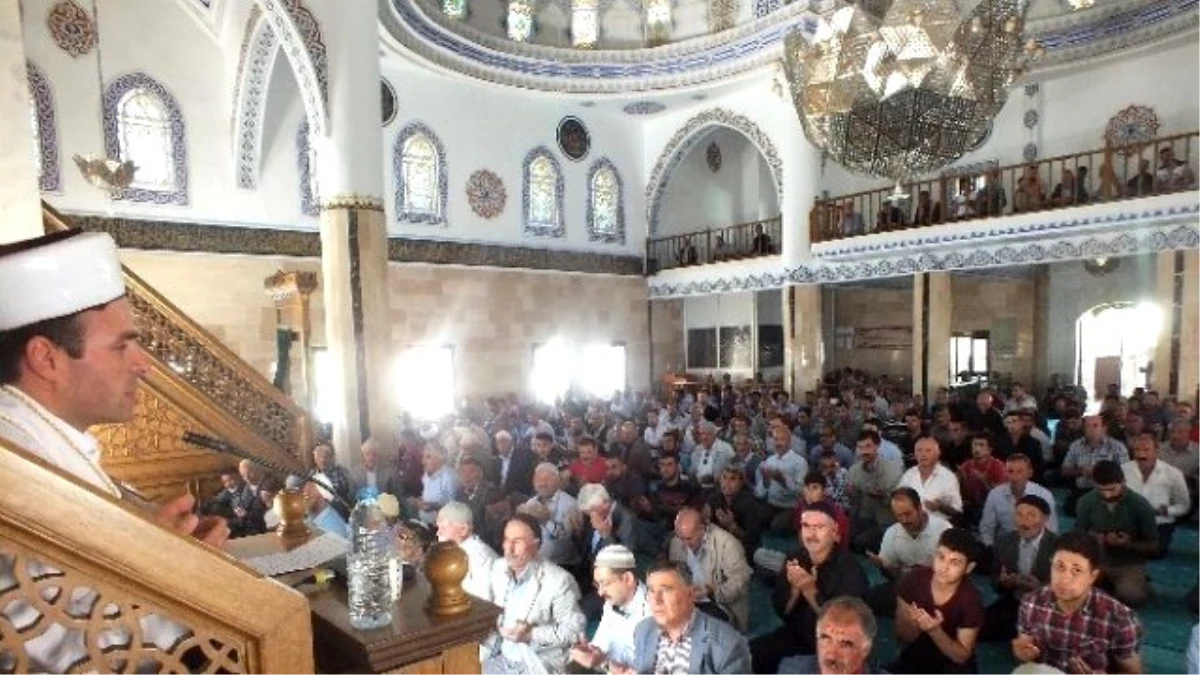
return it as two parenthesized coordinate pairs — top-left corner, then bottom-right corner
(319, 194), (385, 212)
(264, 270), (319, 303)
(91, 388), (210, 462)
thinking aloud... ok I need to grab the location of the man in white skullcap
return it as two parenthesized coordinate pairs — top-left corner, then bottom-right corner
(569, 544), (649, 674)
(0, 230), (229, 671)
(437, 501), (499, 600)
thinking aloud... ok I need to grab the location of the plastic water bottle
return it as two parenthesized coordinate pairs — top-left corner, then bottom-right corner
(347, 487), (395, 630)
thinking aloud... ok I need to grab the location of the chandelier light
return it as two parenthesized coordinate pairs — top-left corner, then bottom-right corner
(784, 0), (1035, 183)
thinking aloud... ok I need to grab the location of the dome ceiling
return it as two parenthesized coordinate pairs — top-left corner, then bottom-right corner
(381, 0), (1198, 93)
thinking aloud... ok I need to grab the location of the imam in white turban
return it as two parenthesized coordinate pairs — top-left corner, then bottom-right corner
(0, 230), (125, 331)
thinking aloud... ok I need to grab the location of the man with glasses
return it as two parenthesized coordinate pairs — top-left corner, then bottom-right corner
(568, 545), (649, 674)
(667, 507), (752, 630)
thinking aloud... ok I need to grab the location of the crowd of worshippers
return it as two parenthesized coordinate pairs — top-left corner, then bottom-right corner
(210, 375), (1200, 673)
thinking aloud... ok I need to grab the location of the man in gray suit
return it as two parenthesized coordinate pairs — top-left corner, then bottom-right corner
(981, 494), (1058, 641)
(621, 561), (751, 674)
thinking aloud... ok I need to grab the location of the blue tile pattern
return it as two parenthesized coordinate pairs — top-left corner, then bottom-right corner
(102, 72), (188, 206)
(234, 13), (278, 189)
(586, 157), (625, 245)
(26, 61), (60, 193)
(393, 121), (449, 226)
(523, 146), (565, 238)
(297, 121), (318, 217)
(623, 101), (666, 115)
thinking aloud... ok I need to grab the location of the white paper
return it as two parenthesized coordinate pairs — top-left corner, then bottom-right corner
(241, 532), (348, 577)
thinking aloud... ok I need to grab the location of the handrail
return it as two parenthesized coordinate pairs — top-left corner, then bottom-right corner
(646, 216), (782, 274)
(811, 131), (1200, 244)
(42, 202), (312, 462)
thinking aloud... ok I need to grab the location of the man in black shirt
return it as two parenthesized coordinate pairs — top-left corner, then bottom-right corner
(751, 501), (869, 674)
(633, 453), (700, 532)
(705, 465), (763, 561)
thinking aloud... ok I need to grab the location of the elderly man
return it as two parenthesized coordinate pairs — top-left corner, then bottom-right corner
(351, 436), (399, 498)
(896, 437), (963, 524)
(411, 444), (459, 525)
(666, 507), (752, 630)
(1061, 414), (1130, 516)
(752, 502), (869, 673)
(206, 469), (265, 538)
(981, 495), (1059, 642)
(302, 474), (350, 539)
(847, 430), (902, 554)
(625, 561), (752, 674)
(312, 443), (353, 516)
(1122, 432), (1190, 559)
(979, 453), (1058, 550)
(520, 462), (582, 571)
(690, 421), (734, 490)
(759, 423), (810, 533)
(494, 429), (535, 499)
(457, 456), (504, 546)
(607, 420), (655, 480)
(778, 597), (882, 674)
(436, 501), (498, 600)
(577, 483), (654, 561)
(483, 514), (586, 674)
(865, 488), (951, 616)
(569, 545), (650, 673)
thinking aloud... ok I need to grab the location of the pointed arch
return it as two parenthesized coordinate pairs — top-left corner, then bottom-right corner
(586, 157), (624, 244)
(393, 121), (449, 225)
(26, 61), (60, 192)
(232, 8), (279, 188)
(523, 147), (564, 237)
(103, 72), (188, 205)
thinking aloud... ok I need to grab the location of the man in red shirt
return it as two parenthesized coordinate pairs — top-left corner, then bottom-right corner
(567, 436), (608, 491)
(957, 432), (1006, 527)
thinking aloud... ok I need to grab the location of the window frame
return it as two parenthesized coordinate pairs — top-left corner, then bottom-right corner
(102, 72), (188, 205)
(586, 157), (624, 244)
(26, 61), (60, 192)
(523, 146), (564, 237)
(393, 121), (449, 226)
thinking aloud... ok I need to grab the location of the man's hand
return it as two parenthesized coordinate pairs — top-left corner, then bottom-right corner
(592, 512), (613, 538)
(923, 498), (943, 513)
(1067, 656), (1101, 674)
(1156, 504), (1169, 517)
(866, 550), (886, 568)
(714, 508), (735, 527)
(997, 566), (1017, 588)
(911, 607), (944, 633)
(1012, 633), (1041, 663)
(500, 621), (533, 643)
(154, 494), (229, 548)
(631, 496), (653, 515)
(569, 641), (604, 668)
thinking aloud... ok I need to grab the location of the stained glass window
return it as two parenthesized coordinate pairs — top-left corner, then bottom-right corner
(117, 88), (175, 191)
(508, 0), (534, 41)
(572, 0), (599, 48)
(529, 156), (557, 225)
(588, 160), (623, 243)
(443, 0), (467, 20)
(402, 133), (438, 216)
(645, 0), (672, 45)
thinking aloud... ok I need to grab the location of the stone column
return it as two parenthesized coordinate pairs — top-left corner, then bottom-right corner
(913, 272), (952, 399)
(0, 0), (41, 242)
(309, 0), (390, 463)
(1152, 249), (1200, 398)
(265, 270), (319, 412)
(783, 285), (823, 398)
(777, 114), (822, 268)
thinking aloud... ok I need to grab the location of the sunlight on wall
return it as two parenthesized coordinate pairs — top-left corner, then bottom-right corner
(1076, 301), (1162, 401)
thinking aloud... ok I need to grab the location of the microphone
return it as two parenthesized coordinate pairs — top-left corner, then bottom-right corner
(181, 432), (353, 512)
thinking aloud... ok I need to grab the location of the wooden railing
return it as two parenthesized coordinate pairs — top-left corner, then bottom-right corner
(646, 216), (781, 273)
(810, 131), (1200, 244)
(42, 202), (312, 495)
(0, 437), (313, 672)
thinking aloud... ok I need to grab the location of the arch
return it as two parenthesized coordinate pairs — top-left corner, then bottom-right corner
(255, 0), (328, 135)
(644, 107), (783, 235)
(523, 146), (564, 237)
(1075, 301), (1163, 400)
(586, 157), (624, 244)
(297, 120), (319, 216)
(26, 61), (60, 192)
(232, 8), (280, 189)
(102, 72), (188, 205)
(393, 121), (449, 225)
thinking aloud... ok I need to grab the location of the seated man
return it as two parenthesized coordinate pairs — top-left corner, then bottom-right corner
(603, 451), (647, 505)
(312, 443), (353, 517)
(891, 528), (983, 674)
(566, 437), (608, 492)
(633, 453), (701, 531)
(301, 475), (349, 539)
(978, 453), (1058, 552)
(778, 597), (882, 675)
(758, 424), (810, 533)
(1061, 415), (1129, 516)
(412, 444), (459, 525)
(956, 432), (1006, 527)
(519, 463), (582, 573)
(795, 471), (851, 548)
(690, 421), (735, 490)
(483, 513), (586, 674)
(206, 469), (264, 538)
(704, 465), (763, 561)
(435, 501), (498, 600)
(457, 456), (504, 547)
(752, 502), (869, 673)
(1013, 532), (1142, 674)
(568, 545), (650, 674)
(351, 436), (399, 498)
(1122, 431), (1191, 558)
(897, 438), (962, 524)
(865, 488), (951, 616)
(576, 483), (655, 618)
(1160, 419), (1199, 508)
(1073, 460), (1158, 608)
(606, 420), (655, 481)
(627, 560), (752, 674)
(817, 450), (852, 513)
(981, 494), (1058, 642)
(666, 508), (752, 630)
(847, 430), (902, 554)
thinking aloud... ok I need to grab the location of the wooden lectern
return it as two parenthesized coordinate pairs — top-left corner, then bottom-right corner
(227, 532), (501, 674)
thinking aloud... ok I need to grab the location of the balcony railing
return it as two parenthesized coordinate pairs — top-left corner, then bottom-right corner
(810, 131), (1199, 244)
(646, 216), (782, 273)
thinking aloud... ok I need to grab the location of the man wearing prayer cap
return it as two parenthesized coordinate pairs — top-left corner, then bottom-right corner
(569, 544), (649, 673)
(0, 230), (228, 546)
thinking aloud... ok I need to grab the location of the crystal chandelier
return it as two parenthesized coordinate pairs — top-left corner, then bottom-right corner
(74, 0), (137, 192)
(784, 0), (1036, 183)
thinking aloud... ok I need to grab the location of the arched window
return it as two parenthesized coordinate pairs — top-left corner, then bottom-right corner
(572, 0), (599, 48)
(394, 122), (448, 225)
(645, 0), (672, 46)
(587, 158), (624, 244)
(507, 0), (534, 41)
(523, 147), (563, 237)
(26, 61), (60, 192)
(297, 120), (320, 216)
(103, 73), (187, 204)
(443, 0), (467, 20)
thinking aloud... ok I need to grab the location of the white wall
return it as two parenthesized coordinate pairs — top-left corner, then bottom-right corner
(657, 126), (780, 235)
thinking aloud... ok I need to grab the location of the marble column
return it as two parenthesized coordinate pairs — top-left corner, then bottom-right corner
(783, 285), (824, 398)
(309, 0), (390, 464)
(1152, 249), (1199, 398)
(913, 272), (952, 399)
(0, 0), (41, 243)
(778, 112), (822, 268)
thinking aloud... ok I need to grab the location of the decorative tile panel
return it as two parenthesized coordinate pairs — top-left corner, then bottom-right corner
(467, 169), (506, 219)
(523, 146), (565, 238)
(46, 0), (94, 57)
(26, 61), (61, 192)
(645, 108), (782, 234)
(297, 121), (318, 216)
(393, 121), (449, 226)
(586, 157), (625, 244)
(233, 12), (278, 189)
(258, 0), (328, 135)
(102, 72), (188, 206)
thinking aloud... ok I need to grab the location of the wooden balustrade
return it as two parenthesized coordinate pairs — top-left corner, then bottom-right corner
(810, 131), (1199, 244)
(645, 216), (782, 273)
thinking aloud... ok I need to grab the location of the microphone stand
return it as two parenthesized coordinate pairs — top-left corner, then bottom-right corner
(181, 432), (353, 513)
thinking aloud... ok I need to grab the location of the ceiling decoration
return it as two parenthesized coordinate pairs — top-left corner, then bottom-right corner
(783, 0), (1035, 183)
(623, 101), (667, 115)
(466, 170), (506, 219)
(46, 0), (95, 57)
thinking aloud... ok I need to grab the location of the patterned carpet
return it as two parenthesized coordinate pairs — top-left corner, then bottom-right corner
(746, 514), (1200, 674)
